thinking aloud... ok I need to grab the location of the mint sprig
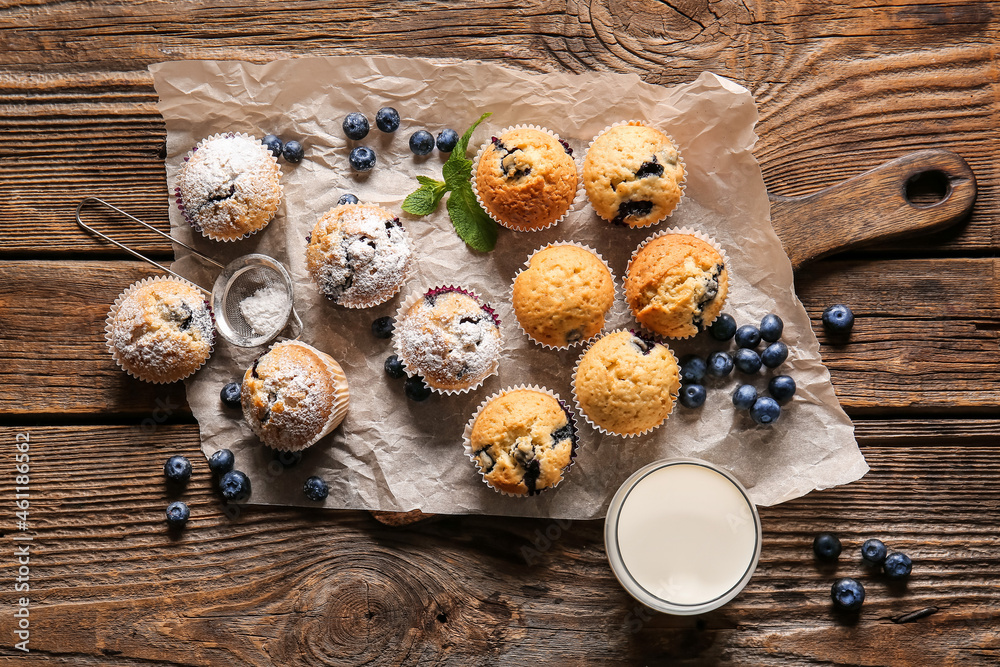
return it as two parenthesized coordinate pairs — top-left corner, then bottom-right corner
(402, 112), (498, 252)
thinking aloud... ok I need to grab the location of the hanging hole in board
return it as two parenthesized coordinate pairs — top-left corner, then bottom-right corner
(904, 170), (951, 208)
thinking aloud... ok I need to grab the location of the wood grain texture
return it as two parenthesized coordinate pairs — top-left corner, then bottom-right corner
(0, 423), (997, 665)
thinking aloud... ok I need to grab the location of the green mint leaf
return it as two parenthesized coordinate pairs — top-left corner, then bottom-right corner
(442, 112), (492, 190)
(446, 184), (498, 252)
(402, 177), (447, 216)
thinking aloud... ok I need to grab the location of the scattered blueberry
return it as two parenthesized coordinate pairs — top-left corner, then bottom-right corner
(219, 470), (252, 502)
(208, 449), (235, 476)
(883, 552), (913, 579)
(165, 501), (190, 527)
(409, 130), (435, 156)
(384, 354), (406, 379)
(735, 325), (761, 349)
(338, 193), (359, 206)
(679, 355), (707, 384)
(375, 107), (400, 133)
(261, 134), (283, 157)
(709, 313), (737, 341)
(371, 316), (395, 339)
(761, 341), (788, 368)
(274, 449), (303, 468)
(732, 384), (757, 410)
(822, 304), (854, 334)
(768, 375), (797, 402)
(679, 384), (707, 409)
(303, 476), (330, 501)
(349, 146), (377, 172)
(861, 539), (888, 566)
(813, 533), (842, 561)
(163, 455), (192, 483)
(759, 314), (784, 342)
(734, 348), (763, 374)
(436, 128), (459, 152)
(343, 112), (370, 140)
(750, 396), (781, 425)
(220, 382), (242, 409)
(282, 140), (304, 164)
(404, 375), (432, 401)
(831, 578), (865, 611)
(707, 351), (734, 377)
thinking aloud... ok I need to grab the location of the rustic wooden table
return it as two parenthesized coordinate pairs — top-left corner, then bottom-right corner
(1, 2), (998, 665)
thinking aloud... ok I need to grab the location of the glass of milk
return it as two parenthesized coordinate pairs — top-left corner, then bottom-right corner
(604, 458), (762, 615)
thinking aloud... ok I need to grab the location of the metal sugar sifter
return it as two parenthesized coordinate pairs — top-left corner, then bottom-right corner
(76, 197), (301, 348)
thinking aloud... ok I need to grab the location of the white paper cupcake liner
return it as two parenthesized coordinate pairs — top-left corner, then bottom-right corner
(471, 124), (584, 232)
(105, 276), (215, 384)
(462, 384), (580, 497)
(392, 285), (504, 396)
(175, 132), (284, 243)
(582, 120), (688, 228)
(571, 329), (680, 438)
(625, 226), (730, 340)
(307, 201), (414, 309)
(510, 241), (618, 350)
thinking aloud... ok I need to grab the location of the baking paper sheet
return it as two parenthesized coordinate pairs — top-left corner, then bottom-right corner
(151, 56), (868, 518)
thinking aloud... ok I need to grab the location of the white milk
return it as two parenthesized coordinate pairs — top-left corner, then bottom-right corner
(605, 460), (761, 613)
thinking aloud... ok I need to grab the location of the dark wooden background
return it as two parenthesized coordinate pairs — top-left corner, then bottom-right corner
(1, 1), (999, 665)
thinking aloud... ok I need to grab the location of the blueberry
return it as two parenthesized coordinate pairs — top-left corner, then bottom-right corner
(220, 382), (242, 409)
(384, 354), (406, 379)
(303, 476), (329, 501)
(404, 375), (432, 401)
(349, 146), (376, 172)
(436, 128), (459, 152)
(883, 552), (913, 579)
(707, 351), (734, 377)
(261, 134), (283, 157)
(282, 140), (304, 164)
(813, 533), (842, 561)
(861, 538), (888, 566)
(338, 193), (359, 206)
(709, 313), (737, 341)
(274, 449), (302, 468)
(831, 578), (865, 611)
(750, 396), (781, 425)
(679, 355), (707, 384)
(734, 348), (762, 374)
(409, 130), (435, 156)
(679, 384), (707, 409)
(375, 107), (400, 133)
(219, 470), (252, 502)
(735, 325), (761, 349)
(732, 384), (757, 410)
(759, 314), (783, 342)
(371, 316), (395, 339)
(343, 112), (370, 140)
(165, 501), (190, 527)
(208, 449), (235, 476)
(768, 375), (797, 402)
(163, 455), (192, 483)
(761, 341), (788, 368)
(822, 304), (854, 334)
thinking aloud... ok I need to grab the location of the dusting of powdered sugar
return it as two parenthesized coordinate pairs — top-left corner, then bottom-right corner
(239, 285), (287, 336)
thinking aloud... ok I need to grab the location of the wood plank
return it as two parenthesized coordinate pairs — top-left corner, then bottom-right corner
(0, 423), (996, 664)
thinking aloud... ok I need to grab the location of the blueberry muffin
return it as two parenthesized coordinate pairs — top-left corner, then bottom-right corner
(175, 133), (282, 241)
(625, 233), (728, 338)
(305, 203), (412, 307)
(512, 244), (615, 348)
(573, 330), (680, 436)
(474, 127), (578, 231)
(106, 278), (214, 383)
(469, 388), (577, 495)
(395, 287), (502, 392)
(241, 341), (349, 451)
(583, 122), (684, 228)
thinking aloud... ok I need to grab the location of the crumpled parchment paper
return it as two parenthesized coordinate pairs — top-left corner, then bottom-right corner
(151, 56), (868, 519)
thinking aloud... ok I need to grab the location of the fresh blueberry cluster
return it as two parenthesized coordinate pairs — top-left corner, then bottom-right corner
(812, 532), (914, 612)
(163, 455), (194, 527)
(372, 316), (431, 401)
(260, 134), (304, 164)
(341, 107), (459, 171)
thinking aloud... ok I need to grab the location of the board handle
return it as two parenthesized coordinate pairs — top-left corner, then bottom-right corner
(768, 149), (977, 270)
